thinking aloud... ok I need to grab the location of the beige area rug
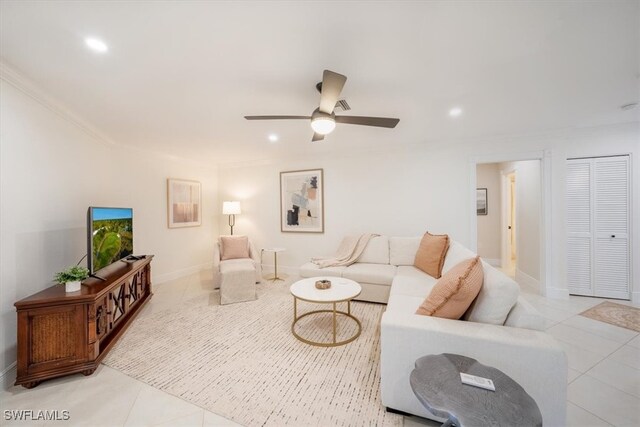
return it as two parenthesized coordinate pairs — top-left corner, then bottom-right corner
(580, 301), (640, 332)
(103, 282), (401, 427)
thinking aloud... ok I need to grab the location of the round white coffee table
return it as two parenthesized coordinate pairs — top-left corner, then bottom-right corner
(290, 277), (362, 347)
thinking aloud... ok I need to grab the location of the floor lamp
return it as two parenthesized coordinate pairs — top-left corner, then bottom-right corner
(222, 201), (241, 235)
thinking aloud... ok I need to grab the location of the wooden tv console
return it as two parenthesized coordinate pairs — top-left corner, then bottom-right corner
(14, 256), (153, 388)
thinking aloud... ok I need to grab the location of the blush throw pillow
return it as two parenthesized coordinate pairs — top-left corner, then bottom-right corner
(220, 235), (250, 260)
(414, 232), (450, 278)
(415, 256), (484, 319)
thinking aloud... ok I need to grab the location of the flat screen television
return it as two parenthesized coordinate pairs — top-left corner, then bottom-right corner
(87, 207), (133, 274)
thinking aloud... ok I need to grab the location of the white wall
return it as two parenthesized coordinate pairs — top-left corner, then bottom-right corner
(219, 122), (640, 303)
(219, 146), (472, 271)
(476, 163), (502, 262)
(499, 160), (541, 285)
(0, 78), (219, 373)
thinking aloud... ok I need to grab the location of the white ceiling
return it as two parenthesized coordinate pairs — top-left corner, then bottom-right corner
(1, 1), (638, 164)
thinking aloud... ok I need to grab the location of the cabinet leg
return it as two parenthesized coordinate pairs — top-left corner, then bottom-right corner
(22, 381), (40, 389)
(82, 368), (96, 376)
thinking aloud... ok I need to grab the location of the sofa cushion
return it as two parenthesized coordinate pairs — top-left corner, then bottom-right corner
(463, 261), (519, 325)
(416, 256), (483, 319)
(414, 232), (450, 279)
(503, 296), (546, 331)
(396, 265), (435, 280)
(385, 293), (425, 314)
(357, 235), (390, 264)
(220, 235), (249, 260)
(342, 263), (396, 286)
(391, 268), (438, 298)
(389, 237), (421, 266)
(442, 240), (476, 274)
(299, 262), (345, 278)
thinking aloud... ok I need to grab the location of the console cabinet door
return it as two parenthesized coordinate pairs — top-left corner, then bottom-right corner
(17, 304), (87, 375)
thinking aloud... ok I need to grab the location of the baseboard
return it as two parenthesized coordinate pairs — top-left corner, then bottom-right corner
(515, 268), (540, 291)
(154, 263), (212, 284)
(484, 258), (502, 267)
(545, 286), (570, 300)
(260, 264), (299, 276)
(1, 361), (16, 379)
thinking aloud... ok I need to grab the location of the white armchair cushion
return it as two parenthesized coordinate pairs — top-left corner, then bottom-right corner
(357, 235), (390, 264)
(389, 237), (421, 266)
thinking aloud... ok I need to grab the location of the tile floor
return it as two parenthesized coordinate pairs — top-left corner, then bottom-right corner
(1, 271), (638, 426)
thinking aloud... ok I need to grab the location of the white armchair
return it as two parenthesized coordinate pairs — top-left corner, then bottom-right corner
(213, 237), (262, 304)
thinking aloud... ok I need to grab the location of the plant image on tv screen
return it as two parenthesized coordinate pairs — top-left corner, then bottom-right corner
(92, 208), (133, 271)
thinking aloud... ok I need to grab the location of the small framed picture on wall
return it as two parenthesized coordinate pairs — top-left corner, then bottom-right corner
(280, 169), (324, 233)
(476, 188), (488, 216)
(167, 178), (202, 228)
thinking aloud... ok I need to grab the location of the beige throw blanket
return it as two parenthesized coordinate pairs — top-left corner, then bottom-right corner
(312, 233), (379, 268)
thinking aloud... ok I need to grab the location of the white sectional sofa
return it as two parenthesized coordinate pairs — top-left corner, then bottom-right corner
(300, 235), (401, 303)
(300, 235), (567, 426)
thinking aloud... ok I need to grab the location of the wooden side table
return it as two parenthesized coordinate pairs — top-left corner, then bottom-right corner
(261, 247), (286, 282)
(410, 353), (542, 427)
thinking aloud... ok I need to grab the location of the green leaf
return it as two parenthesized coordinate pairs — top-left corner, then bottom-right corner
(93, 231), (122, 271)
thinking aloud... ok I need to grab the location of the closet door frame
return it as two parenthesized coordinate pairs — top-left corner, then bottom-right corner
(567, 153), (632, 301)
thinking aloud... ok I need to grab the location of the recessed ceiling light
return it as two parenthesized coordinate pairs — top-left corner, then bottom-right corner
(85, 38), (108, 53)
(268, 134), (279, 142)
(449, 107), (463, 117)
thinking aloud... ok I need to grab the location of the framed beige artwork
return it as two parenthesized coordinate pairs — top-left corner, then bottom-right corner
(167, 178), (201, 228)
(280, 169), (324, 233)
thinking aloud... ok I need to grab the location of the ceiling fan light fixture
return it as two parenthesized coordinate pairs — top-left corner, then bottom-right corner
(311, 117), (336, 135)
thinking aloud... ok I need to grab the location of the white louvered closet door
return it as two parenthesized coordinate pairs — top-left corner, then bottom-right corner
(593, 156), (630, 299)
(567, 159), (593, 296)
(566, 155), (630, 299)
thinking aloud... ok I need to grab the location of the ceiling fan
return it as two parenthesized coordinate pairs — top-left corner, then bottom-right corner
(244, 70), (400, 142)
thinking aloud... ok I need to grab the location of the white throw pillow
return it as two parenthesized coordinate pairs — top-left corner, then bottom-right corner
(463, 261), (520, 325)
(357, 235), (390, 264)
(389, 237), (421, 266)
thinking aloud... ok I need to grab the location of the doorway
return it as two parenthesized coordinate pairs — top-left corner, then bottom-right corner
(503, 171), (517, 276)
(475, 160), (542, 293)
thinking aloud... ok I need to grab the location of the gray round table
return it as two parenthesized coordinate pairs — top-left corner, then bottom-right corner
(410, 353), (542, 427)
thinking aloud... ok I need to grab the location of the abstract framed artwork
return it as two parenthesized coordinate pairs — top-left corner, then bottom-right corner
(167, 178), (202, 228)
(476, 188), (488, 216)
(280, 169), (324, 233)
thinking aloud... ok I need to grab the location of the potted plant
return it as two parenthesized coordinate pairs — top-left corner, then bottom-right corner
(54, 266), (90, 293)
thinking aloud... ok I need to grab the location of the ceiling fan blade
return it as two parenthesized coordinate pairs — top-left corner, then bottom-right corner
(335, 115), (400, 128)
(244, 115), (310, 120)
(311, 132), (325, 142)
(318, 70), (347, 114)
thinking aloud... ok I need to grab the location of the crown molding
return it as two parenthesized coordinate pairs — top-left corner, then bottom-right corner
(0, 61), (212, 168)
(0, 61), (116, 148)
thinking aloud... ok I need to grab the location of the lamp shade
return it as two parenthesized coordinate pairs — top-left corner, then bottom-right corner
(222, 201), (241, 215)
